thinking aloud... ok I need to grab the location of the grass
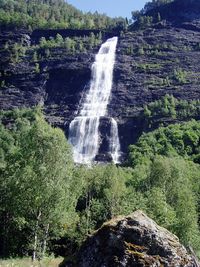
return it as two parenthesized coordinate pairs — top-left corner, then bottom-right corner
(0, 257), (63, 267)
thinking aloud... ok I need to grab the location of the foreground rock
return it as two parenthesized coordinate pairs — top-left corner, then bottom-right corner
(78, 210), (199, 267)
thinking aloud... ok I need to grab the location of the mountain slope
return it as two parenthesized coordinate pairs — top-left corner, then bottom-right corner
(0, 0), (200, 159)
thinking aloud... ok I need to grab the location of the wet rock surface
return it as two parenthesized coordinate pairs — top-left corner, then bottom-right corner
(78, 210), (199, 267)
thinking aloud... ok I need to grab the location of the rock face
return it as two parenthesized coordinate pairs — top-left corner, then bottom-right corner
(146, 0), (200, 26)
(78, 210), (198, 267)
(1, 1), (200, 160)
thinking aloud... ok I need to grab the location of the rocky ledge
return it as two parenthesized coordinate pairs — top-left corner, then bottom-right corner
(77, 211), (199, 267)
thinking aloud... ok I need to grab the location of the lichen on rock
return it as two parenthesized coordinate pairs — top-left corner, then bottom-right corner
(78, 210), (199, 267)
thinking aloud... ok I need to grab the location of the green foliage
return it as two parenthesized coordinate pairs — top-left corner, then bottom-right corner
(9, 43), (26, 63)
(126, 45), (134, 55)
(144, 156), (200, 248)
(74, 165), (128, 238)
(44, 48), (50, 58)
(0, 108), (75, 258)
(136, 62), (161, 71)
(144, 105), (151, 117)
(142, 94), (176, 121)
(55, 34), (64, 45)
(125, 152), (200, 250)
(137, 47), (145, 55)
(0, 80), (5, 88)
(0, 0), (126, 30)
(2, 20), (104, 64)
(32, 51), (38, 62)
(145, 187), (177, 229)
(131, 0), (173, 28)
(35, 63), (40, 73)
(36, 34), (103, 57)
(142, 95), (200, 126)
(0, 256), (63, 267)
(138, 15), (154, 28)
(129, 119), (200, 166)
(3, 42), (27, 64)
(172, 68), (187, 84)
(1, 108), (200, 258)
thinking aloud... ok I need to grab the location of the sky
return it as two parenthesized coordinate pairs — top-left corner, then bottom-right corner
(67, 0), (148, 19)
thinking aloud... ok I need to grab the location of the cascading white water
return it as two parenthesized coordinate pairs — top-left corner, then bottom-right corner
(69, 37), (121, 164)
(110, 118), (121, 163)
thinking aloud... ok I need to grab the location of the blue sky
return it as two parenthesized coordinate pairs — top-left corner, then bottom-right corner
(67, 0), (148, 19)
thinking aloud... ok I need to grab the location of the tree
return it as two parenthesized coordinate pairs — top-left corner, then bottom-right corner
(0, 109), (76, 258)
(157, 12), (161, 22)
(88, 32), (95, 49)
(19, 115), (74, 259)
(102, 164), (126, 218)
(144, 105), (151, 117)
(45, 48), (50, 58)
(146, 187), (177, 229)
(74, 164), (127, 240)
(55, 33), (64, 45)
(39, 37), (47, 48)
(129, 119), (200, 166)
(35, 63), (40, 73)
(33, 51), (38, 62)
(145, 156), (200, 249)
(77, 40), (84, 52)
(132, 10), (141, 21)
(64, 37), (72, 51)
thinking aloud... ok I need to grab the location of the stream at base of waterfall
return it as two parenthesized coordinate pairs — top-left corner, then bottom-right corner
(69, 37), (121, 165)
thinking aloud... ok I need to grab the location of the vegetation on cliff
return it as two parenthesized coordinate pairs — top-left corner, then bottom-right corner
(142, 95), (200, 122)
(131, 0), (200, 29)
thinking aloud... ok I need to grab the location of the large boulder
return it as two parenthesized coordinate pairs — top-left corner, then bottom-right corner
(78, 210), (199, 267)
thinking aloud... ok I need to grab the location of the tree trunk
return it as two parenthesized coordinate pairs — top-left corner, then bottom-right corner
(32, 210), (41, 261)
(42, 223), (49, 258)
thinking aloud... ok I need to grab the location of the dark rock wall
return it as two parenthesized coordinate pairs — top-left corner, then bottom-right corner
(1, 18), (200, 159)
(110, 25), (200, 152)
(43, 54), (92, 130)
(146, 0), (200, 25)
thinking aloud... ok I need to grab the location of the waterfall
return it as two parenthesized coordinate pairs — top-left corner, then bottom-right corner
(110, 118), (121, 164)
(69, 37), (121, 164)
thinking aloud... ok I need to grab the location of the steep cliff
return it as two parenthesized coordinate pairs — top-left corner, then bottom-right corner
(1, 0), (200, 160)
(112, 23), (200, 153)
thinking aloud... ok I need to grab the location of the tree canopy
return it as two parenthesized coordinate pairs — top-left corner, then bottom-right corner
(1, 108), (200, 259)
(0, 108), (75, 258)
(0, 0), (126, 30)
